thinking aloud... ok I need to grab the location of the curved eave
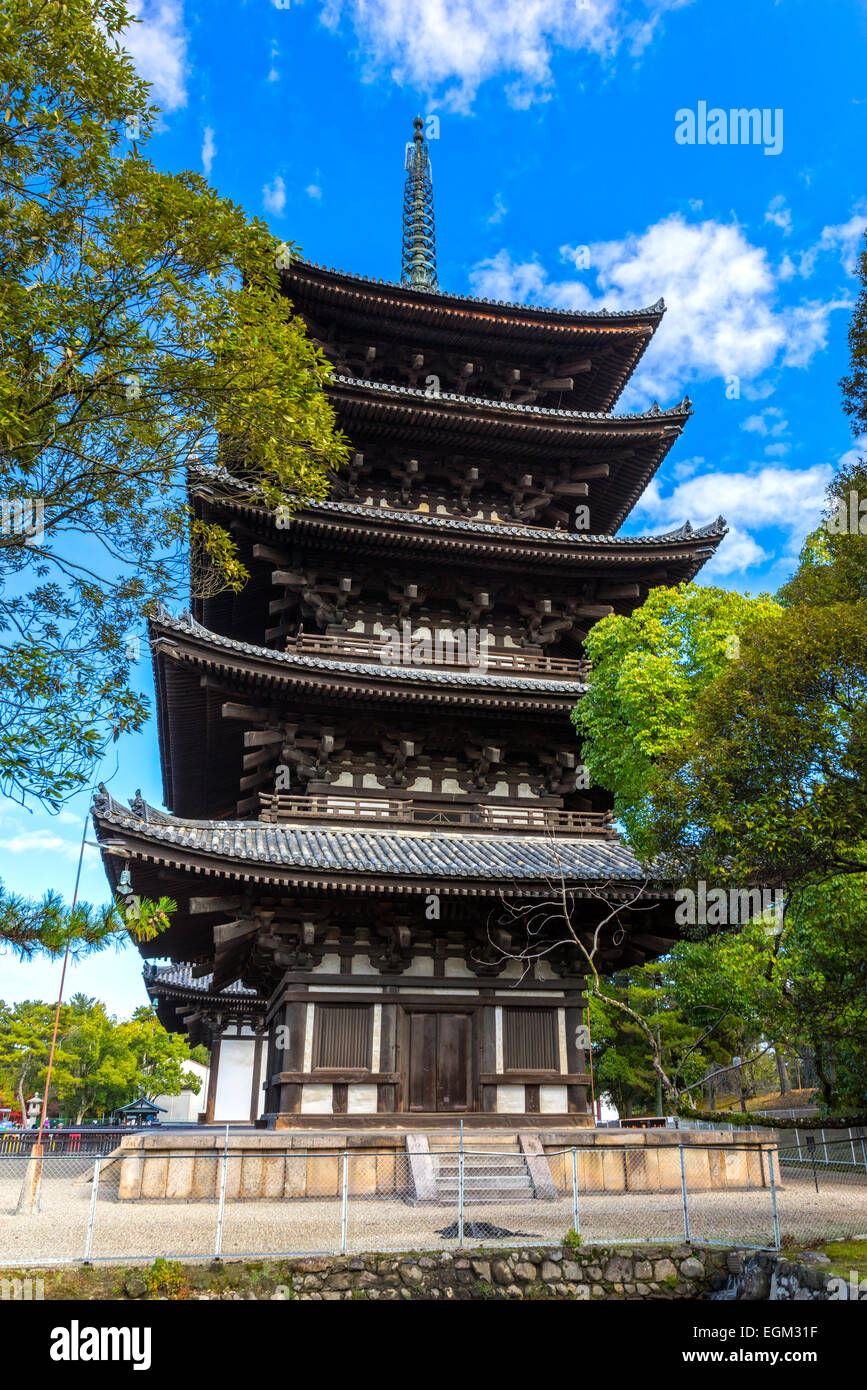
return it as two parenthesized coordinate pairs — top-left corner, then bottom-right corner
(150, 615), (588, 818)
(282, 259), (664, 412)
(328, 373), (689, 433)
(144, 980), (265, 1009)
(152, 618), (586, 707)
(195, 491), (725, 576)
(286, 258), (665, 332)
(94, 799), (668, 906)
(325, 377), (689, 530)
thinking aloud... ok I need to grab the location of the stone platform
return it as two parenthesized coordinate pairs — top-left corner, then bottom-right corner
(108, 1127), (779, 1202)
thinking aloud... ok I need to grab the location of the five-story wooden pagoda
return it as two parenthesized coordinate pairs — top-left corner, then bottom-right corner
(95, 118), (725, 1127)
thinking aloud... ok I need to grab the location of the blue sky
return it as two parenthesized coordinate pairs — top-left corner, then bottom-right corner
(2, 0), (866, 1013)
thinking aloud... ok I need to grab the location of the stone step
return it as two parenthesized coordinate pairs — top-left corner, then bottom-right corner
(437, 1176), (534, 1191)
(407, 1131), (558, 1205)
(434, 1159), (528, 1174)
(426, 1135), (523, 1150)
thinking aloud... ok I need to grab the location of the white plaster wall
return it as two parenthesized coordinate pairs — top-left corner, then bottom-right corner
(213, 1039), (255, 1122)
(301, 1083), (333, 1114)
(311, 953), (341, 973)
(539, 1085), (569, 1113)
(401, 956), (434, 977)
(444, 958), (474, 977)
(347, 1084), (378, 1114)
(154, 1059), (209, 1123)
(496, 1084), (525, 1113)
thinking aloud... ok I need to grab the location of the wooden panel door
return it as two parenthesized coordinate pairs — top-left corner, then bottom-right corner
(406, 1012), (473, 1112)
(407, 1012), (437, 1112)
(436, 1013), (472, 1112)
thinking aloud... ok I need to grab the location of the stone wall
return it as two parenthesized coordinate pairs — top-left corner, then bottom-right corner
(132, 1245), (838, 1301)
(112, 1129), (778, 1201)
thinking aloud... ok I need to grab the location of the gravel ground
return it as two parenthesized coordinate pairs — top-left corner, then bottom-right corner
(1, 1163), (865, 1265)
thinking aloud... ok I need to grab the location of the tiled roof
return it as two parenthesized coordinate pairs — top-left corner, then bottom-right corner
(94, 789), (659, 889)
(304, 500), (727, 547)
(190, 468), (727, 550)
(143, 962), (261, 997)
(151, 608), (587, 695)
(288, 257), (666, 323)
(331, 373), (691, 422)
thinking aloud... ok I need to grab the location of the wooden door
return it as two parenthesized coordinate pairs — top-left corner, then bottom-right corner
(406, 1012), (473, 1112)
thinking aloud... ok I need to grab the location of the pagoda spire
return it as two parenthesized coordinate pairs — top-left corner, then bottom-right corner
(400, 115), (438, 291)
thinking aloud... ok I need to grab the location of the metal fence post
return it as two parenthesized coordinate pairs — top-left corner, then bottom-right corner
(768, 1149), (781, 1250)
(340, 1152), (349, 1255)
(214, 1134), (229, 1258)
(457, 1142), (465, 1249)
(678, 1145), (691, 1242)
(83, 1156), (101, 1262)
(571, 1148), (580, 1237)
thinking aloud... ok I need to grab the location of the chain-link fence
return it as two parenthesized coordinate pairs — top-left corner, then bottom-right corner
(1, 1139), (865, 1266)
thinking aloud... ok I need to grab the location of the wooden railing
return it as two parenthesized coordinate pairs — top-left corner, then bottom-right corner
(283, 631), (589, 680)
(258, 793), (616, 838)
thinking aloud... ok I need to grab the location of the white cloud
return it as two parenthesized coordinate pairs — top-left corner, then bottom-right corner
(123, 0), (188, 112)
(0, 828), (96, 863)
(672, 454), (704, 481)
(742, 407), (787, 438)
(471, 214), (849, 402)
(704, 525), (768, 576)
(487, 193), (508, 227)
(783, 202), (867, 280)
(742, 379), (776, 402)
(836, 434), (867, 472)
(631, 462), (833, 577)
(267, 39), (280, 82)
(765, 194), (792, 235)
(319, 0), (695, 111)
(306, 183), (323, 200)
(816, 206), (867, 276)
(201, 125), (216, 178)
(263, 176), (286, 216)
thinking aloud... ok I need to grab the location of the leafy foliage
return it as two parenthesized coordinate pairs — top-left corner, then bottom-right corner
(0, 995), (206, 1123)
(0, 0), (347, 810)
(574, 231), (867, 1114)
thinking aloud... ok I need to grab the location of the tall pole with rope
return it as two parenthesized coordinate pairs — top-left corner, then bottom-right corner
(17, 777), (103, 1213)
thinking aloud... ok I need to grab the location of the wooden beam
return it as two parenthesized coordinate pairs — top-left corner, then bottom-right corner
(190, 896), (242, 915)
(556, 358), (592, 375)
(598, 583), (640, 601)
(239, 767), (277, 793)
(252, 543), (289, 565)
(243, 730), (284, 748)
(570, 603), (614, 619)
(214, 919), (258, 945)
(242, 747), (277, 774)
(221, 702), (271, 722)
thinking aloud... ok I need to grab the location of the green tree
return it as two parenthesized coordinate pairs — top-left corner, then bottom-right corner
(0, 0), (345, 814)
(0, 885), (175, 959)
(0, 996), (206, 1122)
(571, 583), (780, 867)
(0, 997), (60, 1120)
(0, 0), (346, 955)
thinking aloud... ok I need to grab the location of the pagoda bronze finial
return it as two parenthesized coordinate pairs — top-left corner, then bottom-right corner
(400, 115), (438, 291)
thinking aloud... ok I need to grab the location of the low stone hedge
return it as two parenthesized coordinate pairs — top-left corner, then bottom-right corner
(147, 1244), (837, 1301)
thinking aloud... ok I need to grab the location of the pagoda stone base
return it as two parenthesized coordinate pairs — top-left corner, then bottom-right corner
(109, 1128), (779, 1202)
